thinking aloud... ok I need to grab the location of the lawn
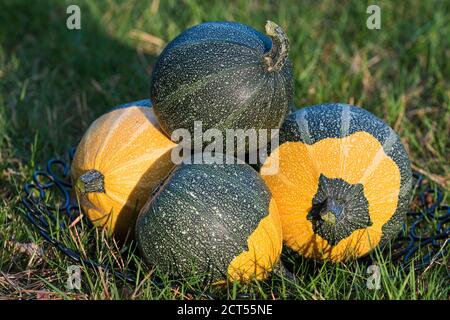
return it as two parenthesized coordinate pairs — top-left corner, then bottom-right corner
(0, 0), (448, 299)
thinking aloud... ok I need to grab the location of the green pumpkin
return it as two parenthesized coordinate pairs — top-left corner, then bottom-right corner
(136, 156), (282, 282)
(150, 21), (293, 153)
(260, 103), (412, 262)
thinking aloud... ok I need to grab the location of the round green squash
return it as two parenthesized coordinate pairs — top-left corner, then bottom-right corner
(260, 103), (412, 262)
(136, 156), (282, 282)
(150, 21), (293, 153)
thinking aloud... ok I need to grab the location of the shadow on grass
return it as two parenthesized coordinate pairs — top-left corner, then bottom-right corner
(0, 0), (158, 157)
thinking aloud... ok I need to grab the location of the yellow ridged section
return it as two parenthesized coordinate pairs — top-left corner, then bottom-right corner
(71, 106), (176, 240)
(227, 199), (283, 281)
(261, 131), (401, 261)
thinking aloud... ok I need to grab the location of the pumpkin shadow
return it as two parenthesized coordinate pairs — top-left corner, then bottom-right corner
(112, 103), (177, 245)
(115, 146), (175, 244)
(279, 233), (383, 282)
(280, 246), (322, 277)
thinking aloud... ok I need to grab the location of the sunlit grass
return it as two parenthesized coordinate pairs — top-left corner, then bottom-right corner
(0, 0), (448, 299)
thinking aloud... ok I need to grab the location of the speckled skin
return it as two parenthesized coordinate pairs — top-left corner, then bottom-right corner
(280, 103), (412, 246)
(150, 22), (293, 153)
(135, 158), (273, 282)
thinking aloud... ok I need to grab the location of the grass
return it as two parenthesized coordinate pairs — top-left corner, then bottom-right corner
(0, 0), (449, 300)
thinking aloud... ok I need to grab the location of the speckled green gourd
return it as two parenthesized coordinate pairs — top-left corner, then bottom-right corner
(135, 156), (282, 282)
(150, 21), (293, 153)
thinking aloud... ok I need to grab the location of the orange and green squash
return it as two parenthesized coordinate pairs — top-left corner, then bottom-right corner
(136, 156), (282, 282)
(261, 103), (412, 262)
(71, 100), (176, 241)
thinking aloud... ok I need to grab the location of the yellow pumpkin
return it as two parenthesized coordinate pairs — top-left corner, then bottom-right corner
(71, 100), (176, 241)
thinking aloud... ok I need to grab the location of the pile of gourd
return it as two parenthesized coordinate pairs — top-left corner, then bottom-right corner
(71, 21), (412, 283)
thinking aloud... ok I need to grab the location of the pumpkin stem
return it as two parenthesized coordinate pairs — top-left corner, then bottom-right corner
(320, 211), (337, 225)
(319, 198), (343, 225)
(263, 21), (290, 72)
(76, 170), (105, 194)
